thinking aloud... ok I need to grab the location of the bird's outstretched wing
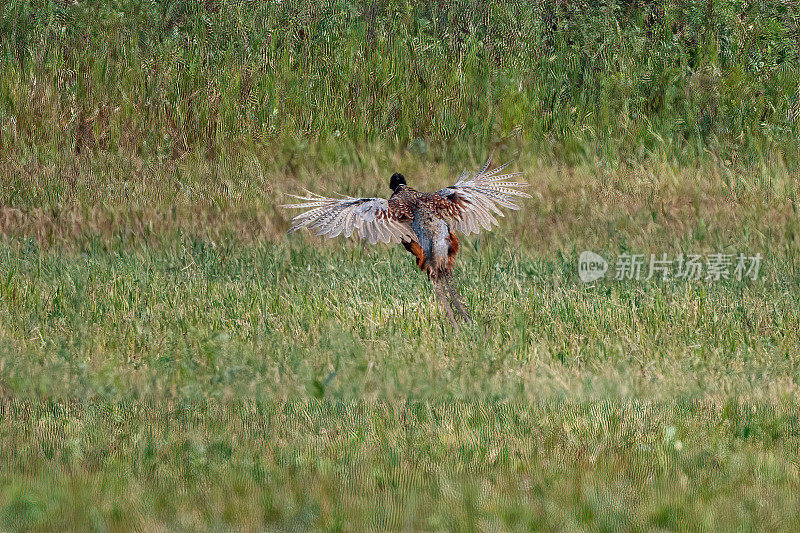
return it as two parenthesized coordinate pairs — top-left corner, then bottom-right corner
(281, 192), (415, 245)
(433, 154), (531, 235)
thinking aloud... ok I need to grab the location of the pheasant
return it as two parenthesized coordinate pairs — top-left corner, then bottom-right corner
(282, 154), (530, 331)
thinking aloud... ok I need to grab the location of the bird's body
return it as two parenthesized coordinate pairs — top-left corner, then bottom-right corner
(391, 185), (457, 277)
(282, 155), (530, 330)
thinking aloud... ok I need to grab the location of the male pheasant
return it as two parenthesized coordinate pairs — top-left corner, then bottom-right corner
(282, 155), (530, 331)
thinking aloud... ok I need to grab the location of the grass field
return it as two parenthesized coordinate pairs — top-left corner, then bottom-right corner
(1, 401), (797, 531)
(1, 154), (799, 530)
(2, 0), (800, 531)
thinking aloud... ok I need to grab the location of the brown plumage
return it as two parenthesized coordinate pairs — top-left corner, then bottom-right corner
(282, 154), (530, 331)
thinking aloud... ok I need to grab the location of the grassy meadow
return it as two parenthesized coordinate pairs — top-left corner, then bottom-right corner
(2, 0), (800, 531)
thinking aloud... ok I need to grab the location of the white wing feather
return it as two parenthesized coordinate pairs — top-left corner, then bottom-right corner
(435, 154), (531, 235)
(281, 192), (414, 245)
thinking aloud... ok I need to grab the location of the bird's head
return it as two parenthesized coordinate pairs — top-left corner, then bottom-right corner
(389, 172), (406, 192)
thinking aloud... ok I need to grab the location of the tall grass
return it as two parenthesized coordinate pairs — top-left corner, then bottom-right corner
(1, 0), (798, 173)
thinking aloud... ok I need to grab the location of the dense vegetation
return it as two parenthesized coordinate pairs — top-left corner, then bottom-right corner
(2, 0), (799, 173)
(1, 1), (799, 531)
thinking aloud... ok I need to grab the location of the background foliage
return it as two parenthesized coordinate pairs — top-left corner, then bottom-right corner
(2, 0), (799, 169)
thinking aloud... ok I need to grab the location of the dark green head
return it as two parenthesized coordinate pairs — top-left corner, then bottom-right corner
(390, 173), (406, 192)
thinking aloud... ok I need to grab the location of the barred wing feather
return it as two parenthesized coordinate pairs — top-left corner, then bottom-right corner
(435, 156), (531, 235)
(281, 192), (415, 245)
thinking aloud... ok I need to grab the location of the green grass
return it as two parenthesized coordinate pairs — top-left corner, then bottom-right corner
(2, 151), (800, 530)
(0, 401), (797, 531)
(2, 0), (799, 170)
(0, 226), (799, 402)
(2, 0), (800, 530)
(1, 163), (799, 528)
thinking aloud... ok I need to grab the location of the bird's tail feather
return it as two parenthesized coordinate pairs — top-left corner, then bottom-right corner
(432, 277), (458, 332)
(431, 273), (472, 331)
(444, 275), (472, 322)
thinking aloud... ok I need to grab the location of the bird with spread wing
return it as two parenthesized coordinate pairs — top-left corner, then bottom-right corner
(281, 154), (530, 331)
